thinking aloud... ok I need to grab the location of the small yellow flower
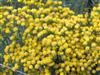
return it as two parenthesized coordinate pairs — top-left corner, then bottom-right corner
(4, 28), (11, 33)
(35, 64), (39, 69)
(65, 66), (70, 72)
(91, 42), (97, 47)
(29, 65), (33, 69)
(24, 67), (28, 72)
(92, 70), (96, 74)
(65, 48), (71, 54)
(81, 67), (85, 71)
(0, 14), (3, 18)
(10, 35), (15, 40)
(60, 72), (64, 75)
(4, 12), (9, 16)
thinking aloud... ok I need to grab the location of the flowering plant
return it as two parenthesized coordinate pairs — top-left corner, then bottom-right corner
(0, 0), (100, 75)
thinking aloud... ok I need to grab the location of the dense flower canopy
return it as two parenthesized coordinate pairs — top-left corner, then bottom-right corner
(0, 0), (100, 75)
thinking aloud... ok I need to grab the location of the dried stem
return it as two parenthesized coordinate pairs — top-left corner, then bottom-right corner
(0, 63), (27, 75)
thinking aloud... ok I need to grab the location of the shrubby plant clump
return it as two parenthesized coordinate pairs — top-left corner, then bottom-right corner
(0, 0), (100, 75)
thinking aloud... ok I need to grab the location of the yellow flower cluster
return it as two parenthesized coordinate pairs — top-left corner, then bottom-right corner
(0, 0), (100, 75)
